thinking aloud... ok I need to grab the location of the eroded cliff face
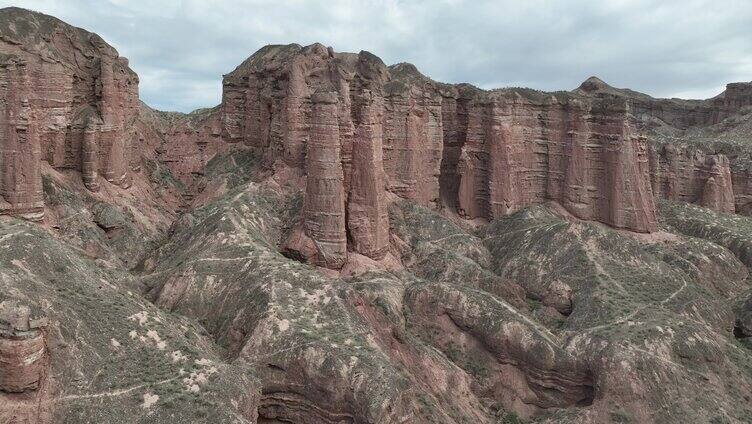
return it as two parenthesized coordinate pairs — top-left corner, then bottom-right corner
(649, 144), (736, 214)
(0, 8), (139, 221)
(439, 89), (656, 232)
(577, 76), (752, 216)
(220, 44), (394, 268)
(217, 44), (669, 270)
(3, 29), (748, 256)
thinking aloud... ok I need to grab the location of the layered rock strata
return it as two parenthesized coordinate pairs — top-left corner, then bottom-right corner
(222, 43), (660, 267)
(578, 77), (752, 215)
(0, 7), (139, 220)
(289, 90), (348, 268)
(577, 77), (752, 129)
(649, 144), (736, 214)
(440, 90), (657, 232)
(0, 56), (43, 220)
(0, 300), (48, 393)
(2, 16), (751, 265)
(224, 44), (393, 268)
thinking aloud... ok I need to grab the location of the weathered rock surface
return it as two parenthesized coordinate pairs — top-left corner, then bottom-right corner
(6, 6), (752, 424)
(0, 300), (48, 393)
(577, 76), (752, 215)
(442, 89), (657, 232)
(0, 7), (139, 221)
(222, 44), (395, 267)
(649, 144), (736, 213)
(218, 44), (667, 269)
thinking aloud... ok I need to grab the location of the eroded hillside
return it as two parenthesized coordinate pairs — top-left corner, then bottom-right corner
(2, 6), (752, 424)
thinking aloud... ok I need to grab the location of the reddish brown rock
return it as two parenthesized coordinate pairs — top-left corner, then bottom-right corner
(574, 77), (752, 218)
(348, 93), (390, 259)
(445, 91), (657, 232)
(711, 82), (752, 122)
(650, 144), (736, 214)
(224, 45), (395, 268)
(220, 45), (668, 268)
(297, 90), (347, 268)
(139, 104), (229, 208)
(0, 57), (43, 220)
(383, 64), (444, 206)
(0, 7), (140, 221)
(0, 301), (48, 393)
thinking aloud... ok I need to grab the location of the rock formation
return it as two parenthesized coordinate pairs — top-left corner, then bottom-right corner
(0, 18), (746, 247)
(222, 44), (393, 268)
(348, 91), (390, 259)
(7, 7), (752, 424)
(649, 145), (736, 214)
(0, 7), (139, 221)
(0, 56), (43, 220)
(0, 300), (48, 393)
(440, 90), (657, 232)
(286, 90), (348, 268)
(223, 44), (660, 264)
(577, 76), (752, 215)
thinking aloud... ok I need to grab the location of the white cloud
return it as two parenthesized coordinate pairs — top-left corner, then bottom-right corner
(4, 0), (751, 111)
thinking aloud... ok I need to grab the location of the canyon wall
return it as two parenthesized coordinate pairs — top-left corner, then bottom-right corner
(439, 89), (656, 232)
(222, 44), (393, 266)
(1, 10), (751, 269)
(215, 44), (752, 269)
(578, 77), (752, 215)
(177, 53), (752, 242)
(222, 43), (661, 270)
(0, 8), (139, 220)
(649, 144), (736, 214)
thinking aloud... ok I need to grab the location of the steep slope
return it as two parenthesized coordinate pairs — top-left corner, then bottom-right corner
(0, 218), (259, 423)
(3, 6), (752, 424)
(219, 43), (659, 272)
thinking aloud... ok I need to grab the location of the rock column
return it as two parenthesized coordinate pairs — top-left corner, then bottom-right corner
(701, 156), (735, 213)
(302, 91), (347, 268)
(0, 301), (48, 393)
(348, 94), (390, 259)
(82, 118), (101, 192)
(0, 59), (43, 221)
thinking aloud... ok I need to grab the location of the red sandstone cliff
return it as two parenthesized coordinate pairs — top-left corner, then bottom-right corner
(0, 7), (139, 220)
(220, 44), (394, 268)
(221, 43), (659, 268)
(577, 76), (752, 215)
(439, 88), (656, 232)
(649, 144), (736, 214)
(2, 14), (752, 267)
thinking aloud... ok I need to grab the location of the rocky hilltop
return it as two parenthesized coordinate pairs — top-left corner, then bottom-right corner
(3, 6), (752, 424)
(0, 7), (139, 223)
(169, 42), (752, 271)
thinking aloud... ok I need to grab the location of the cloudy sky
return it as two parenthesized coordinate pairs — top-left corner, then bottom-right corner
(6, 0), (751, 112)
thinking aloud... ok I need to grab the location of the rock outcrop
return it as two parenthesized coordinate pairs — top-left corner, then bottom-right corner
(441, 90), (657, 232)
(649, 145), (736, 214)
(0, 300), (48, 393)
(222, 44), (393, 268)
(222, 44), (659, 261)
(0, 56), (43, 220)
(0, 7), (139, 221)
(577, 77), (752, 215)
(285, 90), (349, 268)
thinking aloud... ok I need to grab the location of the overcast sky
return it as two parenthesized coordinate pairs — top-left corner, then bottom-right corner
(6, 0), (752, 112)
